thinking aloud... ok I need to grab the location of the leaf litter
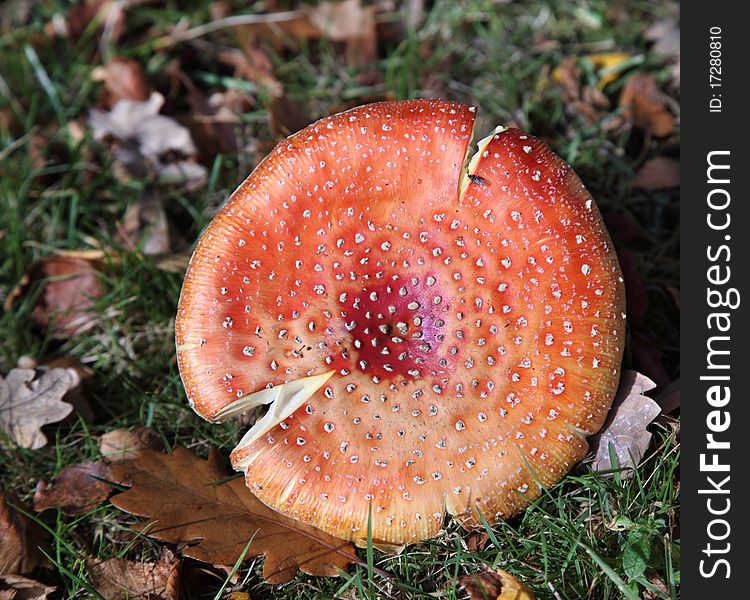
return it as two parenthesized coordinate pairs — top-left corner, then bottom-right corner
(86, 548), (180, 600)
(108, 446), (365, 583)
(590, 371), (661, 475)
(0, 367), (79, 450)
(0, 490), (49, 575)
(89, 92), (207, 187)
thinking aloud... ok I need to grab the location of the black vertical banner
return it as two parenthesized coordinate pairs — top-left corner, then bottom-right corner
(682, 2), (750, 597)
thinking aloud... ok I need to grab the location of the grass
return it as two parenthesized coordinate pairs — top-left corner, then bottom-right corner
(1, 0), (679, 598)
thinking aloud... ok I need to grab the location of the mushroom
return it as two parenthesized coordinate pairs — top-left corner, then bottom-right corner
(175, 99), (625, 549)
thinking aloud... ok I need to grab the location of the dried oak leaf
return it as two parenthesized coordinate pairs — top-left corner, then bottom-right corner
(618, 74), (675, 138)
(87, 549), (180, 600)
(91, 58), (151, 109)
(3, 257), (103, 338)
(33, 461), (112, 516)
(109, 447), (359, 584)
(459, 566), (535, 600)
(630, 157), (680, 189)
(590, 371), (661, 474)
(0, 490), (49, 575)
(98, 428), (163, 462)
(0, 575), (55, 600)
(0, 367), (78, 450)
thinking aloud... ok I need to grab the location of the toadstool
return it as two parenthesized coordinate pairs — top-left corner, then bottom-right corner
(175, 99), (625, 549)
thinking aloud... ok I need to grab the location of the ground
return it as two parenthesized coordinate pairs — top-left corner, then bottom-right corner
(0, 1), (679, 598)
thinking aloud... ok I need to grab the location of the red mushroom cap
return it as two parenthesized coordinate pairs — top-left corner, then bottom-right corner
(175, 99), (625, 548)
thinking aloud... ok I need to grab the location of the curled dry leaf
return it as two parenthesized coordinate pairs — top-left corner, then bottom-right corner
(0, 367), (78, 450)
(459, 566), (536, 600)
(0, 575), (55, 600)
(98, 427), (163, 462)
(590, 371), (661, 474)
(89, 92), (207, 187)
(91, 57), (151, 109)
(551, 57), (611, 125)
(3, 257), (103, 338)
(86, 549), (180, 600)
(108, 447), (360, 584)
(630, 157), (680, 189)
(33, 461), (112, 516)
(0, 490), (49, 575)
(618, 74), (675, 138)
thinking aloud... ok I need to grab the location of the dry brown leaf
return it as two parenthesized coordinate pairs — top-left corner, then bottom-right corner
(269, 94), (312, 138)
(33, 461), (111, 516)
(99, 427), (163, 462)
(0, 367), (78, 449)
(551, 57), (611, 125)
(618, 74), (675, 138)
(62, 0), (126, 42)
(464, 530), (489, 553)
(92, 58), (151, 109)
(89, 92), (207, 187)
(3, 257), (103, 338)
(109, 447), (360, 583)
(0, 575), (55, 600)
(630, 157), (680, 189)
(116, 193), (171, 256)
(0, 491), (49, 575)
(590, 371), (661, 474)
(459, 566), (535, 600)
(87, 549), (180, 600)
(308, 0), (378, 71)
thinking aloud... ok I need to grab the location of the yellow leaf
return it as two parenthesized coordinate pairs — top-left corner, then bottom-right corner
(459, 566), (536, 600)
(585, 52), (632, 89)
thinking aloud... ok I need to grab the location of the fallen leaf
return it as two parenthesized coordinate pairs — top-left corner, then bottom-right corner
(618, 74), (675, 138)
(464, 530), (489, 552)
(109, 447), (360, 583)
(551, 57), (611, 125)
(0, 575), (55, 600)
(116, 193), (171, 256)
(91, 58), (151, 109)
(89, 92), (207, 187)
(585, 52), (632, 89)
(269, 94), (311, 138)
(630, 157), (680, 189)
(0, 491), (49, 574)
(3, 257), (103, 338)
(33, 461), (112, 515)
(41, 357), (94, 423)
(98, 427), (163, 462)
(590, 371), (661, 474)
(308, 0), (378, 74)
(87, 549), (180, 600)
(0, 367), (78, 449)
(459, 566), (535, 600)
(62, 0), (125, 42)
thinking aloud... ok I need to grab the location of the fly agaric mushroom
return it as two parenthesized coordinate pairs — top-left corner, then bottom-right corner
(175, 99), (625, 549)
